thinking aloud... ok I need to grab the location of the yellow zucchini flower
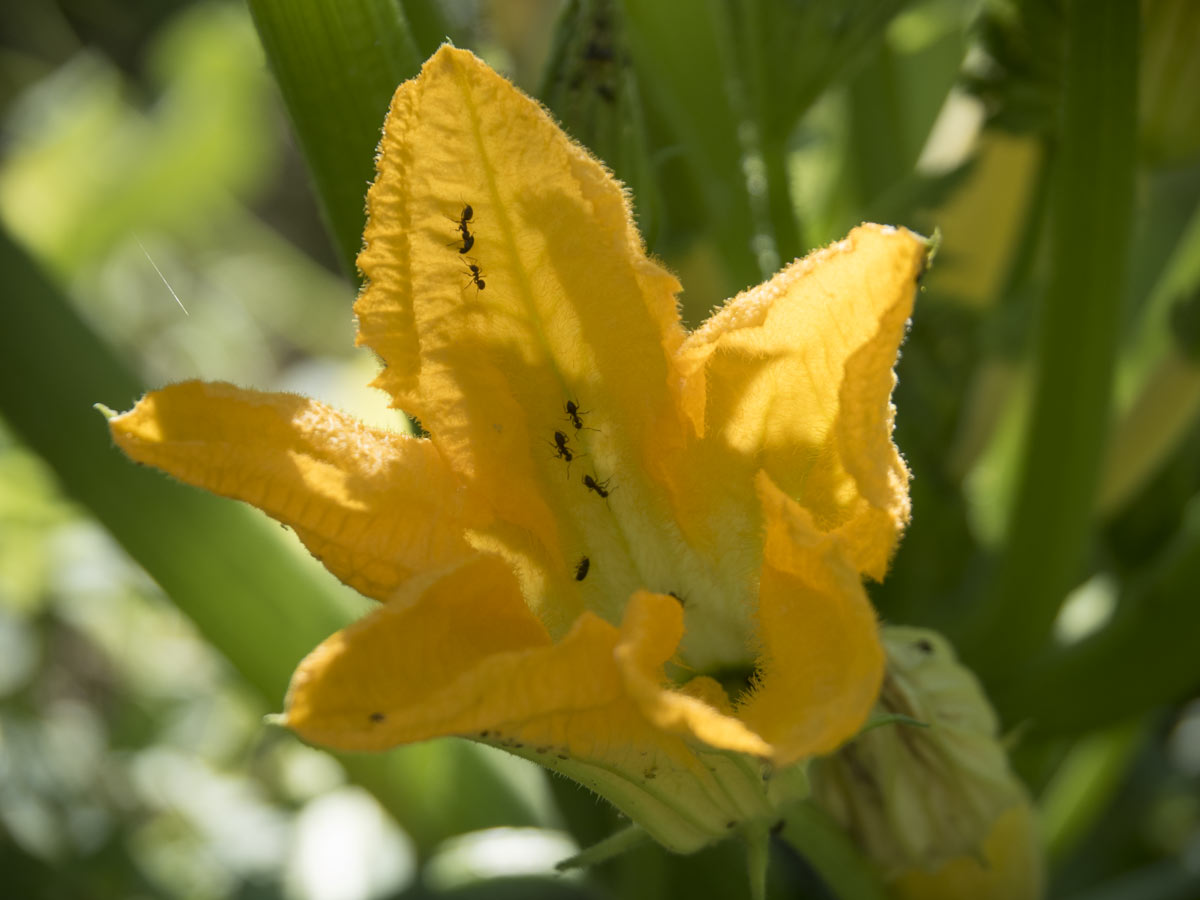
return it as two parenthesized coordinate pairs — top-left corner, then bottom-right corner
(108, 46), (928, 854)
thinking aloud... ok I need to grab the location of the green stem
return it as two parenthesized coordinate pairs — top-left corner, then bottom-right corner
(777, 803), (889, 900)
(745, 825), (769, 900)
(742, 0), (801, 264)
(846, 42), (908, 209)
(730, 0), (780, 276)
(762, 134), (802, 263)
(993, 500), (1200, 733)
(620, 0), (763, 292)
(247, 0), (421, 278)
(1039, 719), (1144, 861)
(556, 825), (649, 870)
(963, 0), (1138, 678)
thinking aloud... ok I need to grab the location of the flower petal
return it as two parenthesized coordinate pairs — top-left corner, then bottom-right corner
(614, 590), (771, 757)
(355, 45), (695, 636)
(675, 224), (927, 581)
(108, 381), (481, 600)
(285, 556), (773, 851)
(738, 473), (886, 767)
(890, 802), (1044, 900)
(284, 554), (551, 748)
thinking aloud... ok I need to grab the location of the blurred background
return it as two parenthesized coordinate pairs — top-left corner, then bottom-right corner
(1, 0), (1199, 898)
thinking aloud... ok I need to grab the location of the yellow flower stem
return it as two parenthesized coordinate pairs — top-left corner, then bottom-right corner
(963, 0), (1139, 680)
(777, 803), (889, 900)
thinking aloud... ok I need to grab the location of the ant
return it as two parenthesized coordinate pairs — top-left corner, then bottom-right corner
(582, 474), (612, 498)
(575, 556), (590, 581)
(463, 258), (486, 292)
(448, 203), (475, 254)
(547, 430), (584, 476)
(564, 400), (598, 432)
(550, 430), (573, 461)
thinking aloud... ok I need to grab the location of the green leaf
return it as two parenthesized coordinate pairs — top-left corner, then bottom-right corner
(400, 0), (457, 59)
(751, 0), (910, 143)
(247, 0), (422, 278)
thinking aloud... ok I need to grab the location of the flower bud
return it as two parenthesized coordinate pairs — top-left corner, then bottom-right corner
(809, 627), (1042, 898)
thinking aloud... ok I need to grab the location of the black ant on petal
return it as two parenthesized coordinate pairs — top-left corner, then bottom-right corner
(550, 430), (573, 461)
(582, 474), (612, 498)
(564, 400), (598, 432)
(448, 203), (475, 254)
(547, 430), (587, 477)
(463, 258), (486, 292)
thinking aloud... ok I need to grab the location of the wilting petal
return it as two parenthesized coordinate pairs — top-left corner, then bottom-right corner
(356, 46), (700, 638)
(286, 556), (774, 852)
(675, 225), (927, 581)
(109, 381), (481, 600)
(738, 473), (885, 766)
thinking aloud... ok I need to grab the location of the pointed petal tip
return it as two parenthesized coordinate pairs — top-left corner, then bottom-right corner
(424, 42), (485, 78)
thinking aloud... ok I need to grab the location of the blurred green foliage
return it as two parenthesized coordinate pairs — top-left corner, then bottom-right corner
(2, 0), (1200, 899)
